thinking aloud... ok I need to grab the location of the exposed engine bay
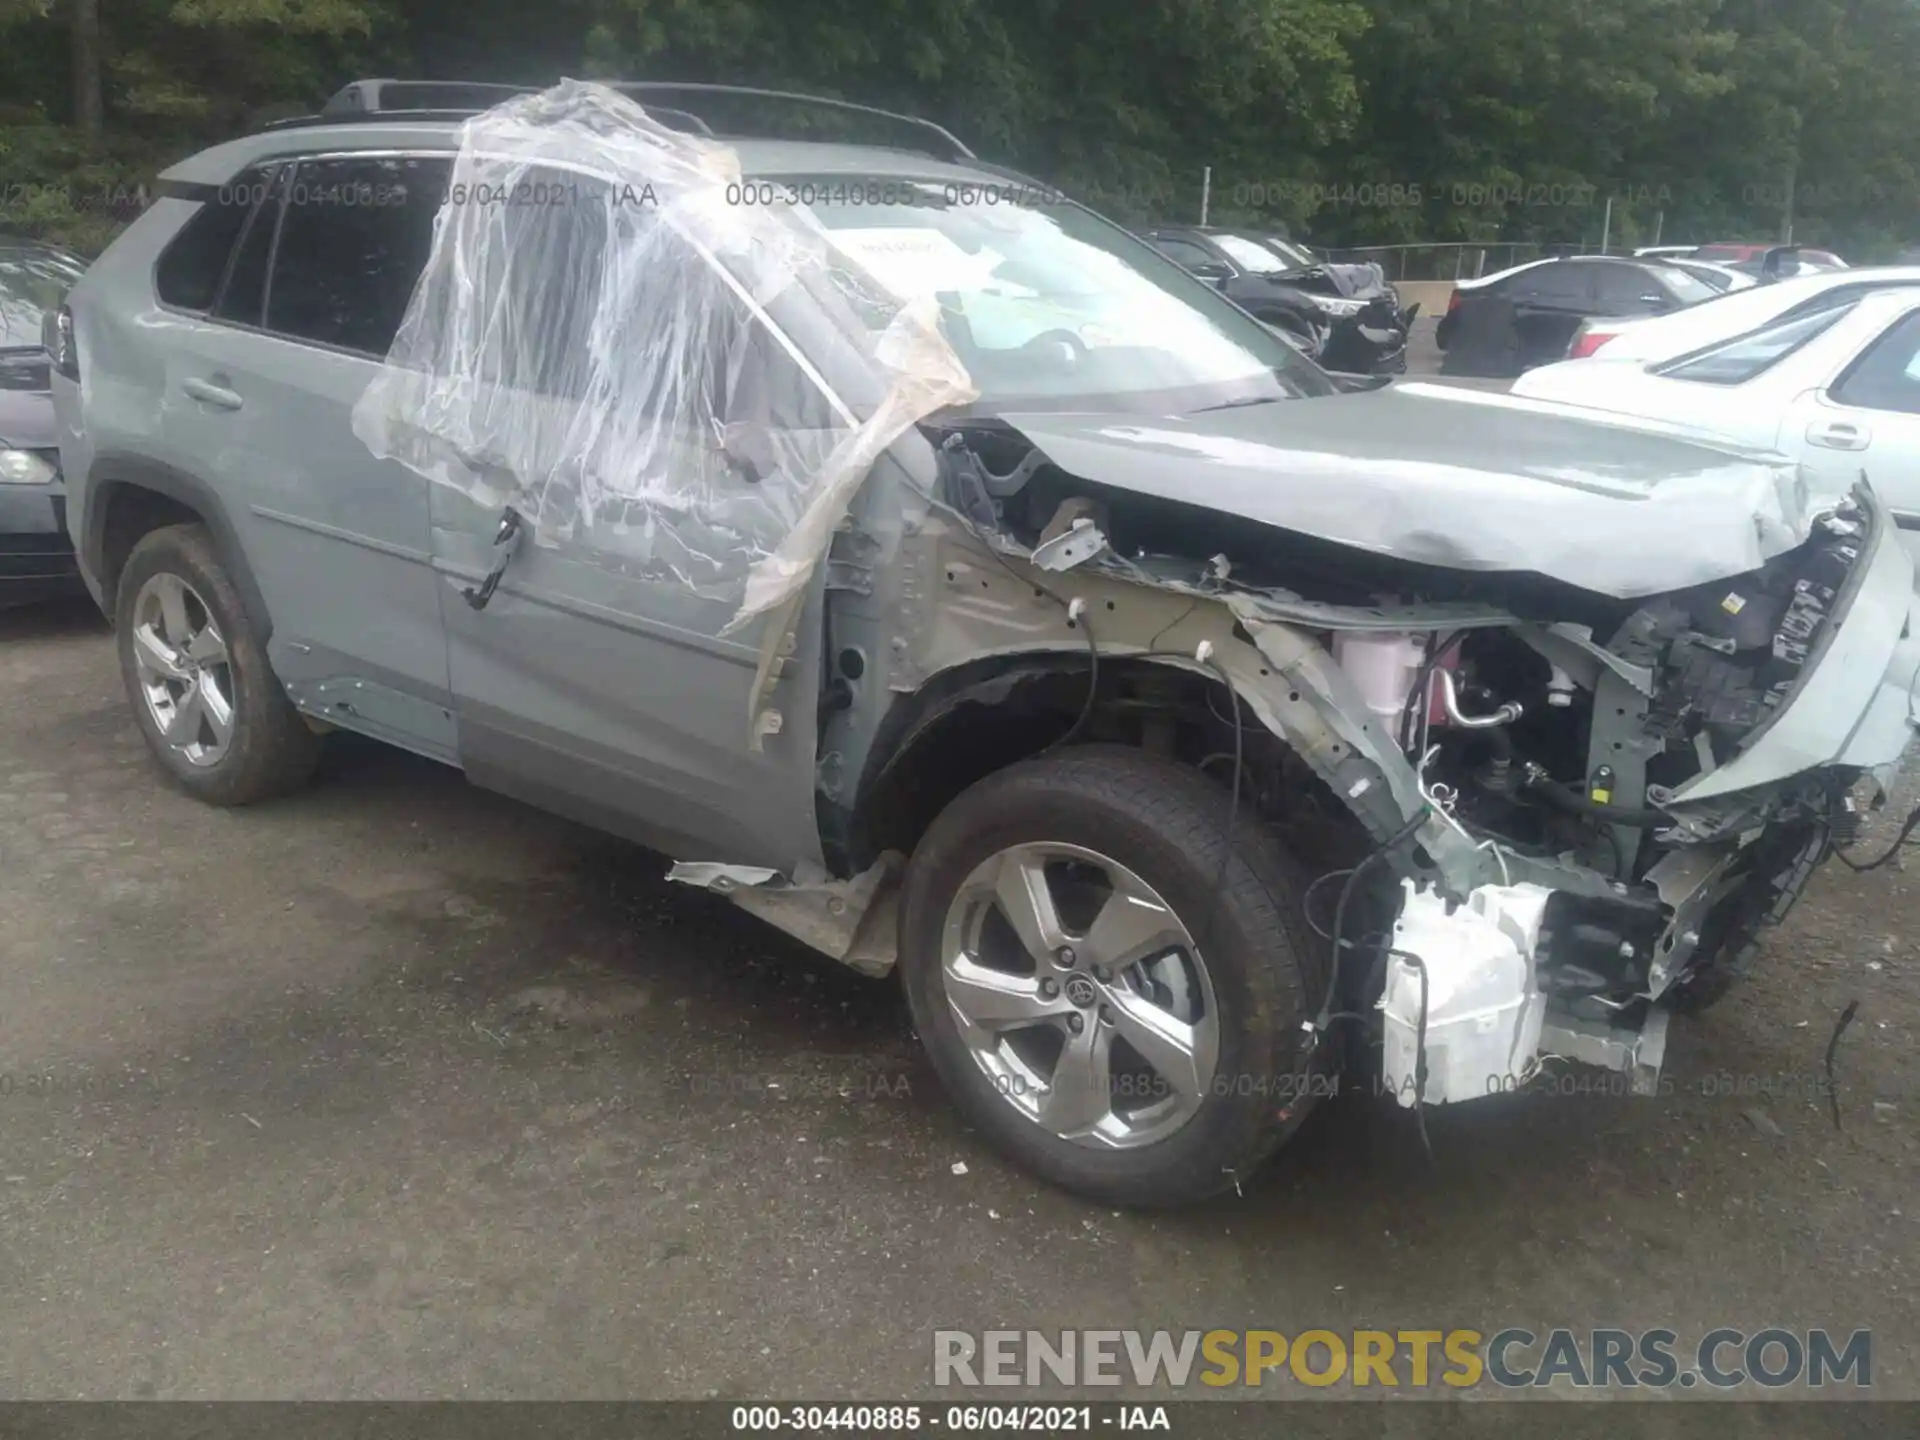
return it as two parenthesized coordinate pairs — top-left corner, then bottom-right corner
(918, 418), (1896, 1109)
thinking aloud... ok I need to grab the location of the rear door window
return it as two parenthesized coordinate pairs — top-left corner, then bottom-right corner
(265, 155), (451, 355)
(1594, 264), (1668, 312)
(212, 165), (286, 326)
(1831, 311), (1920, 415)
(155, 168), (273, 312)
(1509, 262), (1593, 307)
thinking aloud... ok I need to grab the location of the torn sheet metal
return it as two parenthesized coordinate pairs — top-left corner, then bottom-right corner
(666, 862), (782, 890)
(992, 385), (1824, 599)
(667, 853), (904, 976)
(352, 79), (975, 633)
(1031, 517), (1110, 573)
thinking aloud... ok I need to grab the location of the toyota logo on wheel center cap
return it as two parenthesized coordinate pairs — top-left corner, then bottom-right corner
(1063, 973), (1099, 1008)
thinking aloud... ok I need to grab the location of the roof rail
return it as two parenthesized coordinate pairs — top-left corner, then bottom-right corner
(264, 83), (715, 137)
(601, 82), (975, 163)
(300, 77), (973, 162)
(321, 79), (528, 115)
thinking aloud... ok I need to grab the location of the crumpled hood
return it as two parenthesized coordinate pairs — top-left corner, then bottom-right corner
(998, 381), (1828, 599)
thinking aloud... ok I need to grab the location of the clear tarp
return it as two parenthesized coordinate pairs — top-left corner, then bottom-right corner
(352, 79), (976, 632)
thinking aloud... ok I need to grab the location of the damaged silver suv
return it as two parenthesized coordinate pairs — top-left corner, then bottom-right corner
(50, 79), (1920, 1206)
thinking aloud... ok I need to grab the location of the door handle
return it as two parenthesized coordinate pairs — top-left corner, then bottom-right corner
(462, 506), (525, 611)
(182, 377), (243, 411)
(1806, 419), (1870, 451)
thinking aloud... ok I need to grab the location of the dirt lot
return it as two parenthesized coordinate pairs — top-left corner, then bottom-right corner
(0, 572), (1916, 1401)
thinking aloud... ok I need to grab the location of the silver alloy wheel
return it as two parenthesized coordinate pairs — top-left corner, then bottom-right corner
(130, 572), (236, 769)
(939, 842), (1220, 1150)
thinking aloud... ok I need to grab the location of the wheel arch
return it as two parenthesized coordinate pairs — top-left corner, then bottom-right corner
(83, 454), (272, 642)
(841, 646), (1368, 877)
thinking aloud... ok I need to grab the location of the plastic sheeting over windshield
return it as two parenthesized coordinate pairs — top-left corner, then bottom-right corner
(352, 79), (976, 633)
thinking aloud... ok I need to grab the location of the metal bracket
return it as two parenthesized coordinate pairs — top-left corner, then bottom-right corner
(1539, 1007), (1671, 1095)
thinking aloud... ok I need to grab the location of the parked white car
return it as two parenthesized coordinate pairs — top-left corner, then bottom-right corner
(1514, 287), (1920, 525)
(1561, 266), (1920, 361)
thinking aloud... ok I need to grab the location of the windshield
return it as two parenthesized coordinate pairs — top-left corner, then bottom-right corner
(1212, 233), (1292, 275)
(794, 181), (1334, 410)
(0, 245), (85, 348)
(1262, 238), (1317, 269)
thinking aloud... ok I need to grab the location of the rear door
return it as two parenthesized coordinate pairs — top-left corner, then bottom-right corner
(1782, 307), (1920, 530)
(1505, 261), (1598, 367)
(159, 151), (457, 759)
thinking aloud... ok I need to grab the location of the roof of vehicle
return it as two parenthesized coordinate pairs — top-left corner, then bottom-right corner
(161, 121), (1005, 188)
(1662, 257), (1756, 288)
(1453, 253), (1674, 291)
(1694, 242), (1847, 266)
(1645, 286), (1920, 369)
(1146, 225), (1287, 240)
(1564, 265), (1920, 357)
(162, 79), (1018, 189)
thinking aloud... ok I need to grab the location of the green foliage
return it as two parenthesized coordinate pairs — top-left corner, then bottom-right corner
(2, 0), (1919, 257)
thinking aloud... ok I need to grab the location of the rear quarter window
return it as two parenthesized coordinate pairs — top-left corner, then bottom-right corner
(154, 179), (264, 311)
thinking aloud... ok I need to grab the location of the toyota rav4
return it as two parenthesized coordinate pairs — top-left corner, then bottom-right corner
(46, 78), (1920, 1206)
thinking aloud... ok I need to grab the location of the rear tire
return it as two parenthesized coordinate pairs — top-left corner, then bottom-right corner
(115, 523), (319, 806)
(899, 746), (1325, 1207)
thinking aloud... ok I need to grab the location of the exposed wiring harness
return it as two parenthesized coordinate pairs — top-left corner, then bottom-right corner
(1315, 809), (1431, 1038)
(1387, 947), (1436, 1166)
(1830, 801), (1920, 871)
(1303, 867), (1357, 940)
(1825, 999), (1860, 1130)
(1042, 597), (1100, 753)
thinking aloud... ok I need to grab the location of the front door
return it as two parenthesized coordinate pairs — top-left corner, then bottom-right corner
(420, 174), (839, 870)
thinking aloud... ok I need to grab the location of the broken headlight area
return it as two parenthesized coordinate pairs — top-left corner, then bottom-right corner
(1618, 498), (1867, 788)
(1347, 513), (1872, 1105)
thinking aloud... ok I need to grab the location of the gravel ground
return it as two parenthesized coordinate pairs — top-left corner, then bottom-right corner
(0, 551), (1915, 1401)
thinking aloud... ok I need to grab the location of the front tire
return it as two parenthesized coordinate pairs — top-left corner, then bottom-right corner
(899, 746), (1325, 1207)
(115, 522), (319, 806)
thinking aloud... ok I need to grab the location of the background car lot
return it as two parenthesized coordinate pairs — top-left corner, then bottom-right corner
(4, 598), (1917, 1398)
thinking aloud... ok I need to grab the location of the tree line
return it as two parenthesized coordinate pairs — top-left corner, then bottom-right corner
(3, 0), (1918, 258)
